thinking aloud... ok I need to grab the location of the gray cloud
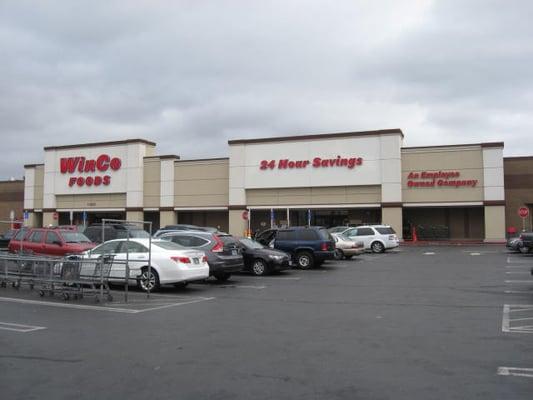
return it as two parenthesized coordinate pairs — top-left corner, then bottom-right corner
(1, 0), (532, 179)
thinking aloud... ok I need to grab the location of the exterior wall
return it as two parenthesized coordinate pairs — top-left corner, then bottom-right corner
(229, 209), (248, 237)
(143, 158), (161, 208)
(382, 207), (402, 239)
(174, 159), (229, 207)
(401, 146), (484, 203)
(504, 157), (533, 231)
(55, 193), (126, 209)
(160, 210), (177, 227)
(485, 205), (506, 241)
(229, 131), (403, 207)
(246, 185), (381, 206)
(126, 210), (144, 223)
(0, 180), (24, 233)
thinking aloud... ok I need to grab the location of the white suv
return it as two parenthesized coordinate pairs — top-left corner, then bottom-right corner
(337, 225), (399, 253)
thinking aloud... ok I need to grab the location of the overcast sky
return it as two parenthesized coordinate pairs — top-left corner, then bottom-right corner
(1, 0), (532, 179)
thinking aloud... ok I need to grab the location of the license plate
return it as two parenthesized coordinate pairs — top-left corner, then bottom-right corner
(288, 260), (294, 266)
(192, 258), (199, 264)
(231, 250), (238, 255)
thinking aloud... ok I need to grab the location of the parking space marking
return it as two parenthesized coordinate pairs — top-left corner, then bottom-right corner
(248, 276), (301, 281)
(505, 265), (531, 269)
(505, 271), (531, 275)
(470, 252), (481, 256)
(497, 367), (533, 378)
(507, 256), (532, 264)
(502, 305), (533, 333)
(0, 295), (214, 314)
(423, 252), (435, 255)
(505, 280), (533, 284)
(0, 322), (47, 333)
(218, 285), (266, 289)
(505, 290), (533, 294)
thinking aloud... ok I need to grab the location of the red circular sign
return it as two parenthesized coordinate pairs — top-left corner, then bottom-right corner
(242, 210), (249, 220)
(518, 207), (529, 218)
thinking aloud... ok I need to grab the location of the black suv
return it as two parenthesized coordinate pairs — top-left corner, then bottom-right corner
(255, 226), (335, 269)
(159, 231), (244, 281)
(83, 223), (151, 244)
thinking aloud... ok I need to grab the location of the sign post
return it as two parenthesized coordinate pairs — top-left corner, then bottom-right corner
(518, 207), (529, 231)
(307, 209), (312, 227)
(270, 208), (275, 229)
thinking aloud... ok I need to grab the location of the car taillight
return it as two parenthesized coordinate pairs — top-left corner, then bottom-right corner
(202, 256), (208, 263)
(321, 242), (328, 251)
(519, 234), (523, 240)
(212, 235), (224, 253)
(171, 256), (191, 263)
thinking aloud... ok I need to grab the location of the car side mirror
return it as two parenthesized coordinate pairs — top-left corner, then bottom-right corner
(268, 240), (275, 248)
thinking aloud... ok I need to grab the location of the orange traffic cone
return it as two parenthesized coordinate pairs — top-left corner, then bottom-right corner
(412, 226), (418, 242)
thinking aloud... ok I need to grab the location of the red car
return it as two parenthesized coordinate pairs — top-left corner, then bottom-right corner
(8, 228), (96, 256)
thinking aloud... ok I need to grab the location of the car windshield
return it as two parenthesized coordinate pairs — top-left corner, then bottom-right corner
(239, 238), (265, 249)
(375, 227), (395, 235)
(152, 241), (185, 250)
(339, 234), (353, 242)
(61, 231), (92, 243)
(329, 227), (347, 233)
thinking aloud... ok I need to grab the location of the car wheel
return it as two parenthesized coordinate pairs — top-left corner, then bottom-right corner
(138, 267), (160, 292)
(252, 259), (269, 276)
(296, 251), (314, 269)
(371, 241), (385, 253)
(334, 249), (344, 260)
(214, 272), (231, 282)
(519, 246), (530, 254)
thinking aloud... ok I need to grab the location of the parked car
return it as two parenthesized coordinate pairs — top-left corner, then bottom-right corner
(83, 223), (151, 244)
(0, 229), (17, 249)
(8, 227), (95, 256)
(506, 236), (522, 252)
(159, 231), (244, 281)
(331, 233), (364, 260)
(256, 226), (335, 269)
(518, 231), (533, 254)
(237, 237), (291, 276)
(153, 225), (218, 238)
(73, 238), (209, 291)
(339, 225), (399, 253)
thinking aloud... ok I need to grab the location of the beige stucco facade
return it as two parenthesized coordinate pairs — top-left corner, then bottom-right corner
(21, 131), (512, 242)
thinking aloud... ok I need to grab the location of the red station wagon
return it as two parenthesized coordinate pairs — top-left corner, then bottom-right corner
(8, 228), (96, 256)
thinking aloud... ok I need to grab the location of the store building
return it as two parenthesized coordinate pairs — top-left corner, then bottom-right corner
(0, 179), (24, 234)
(22, 129), (512, 241)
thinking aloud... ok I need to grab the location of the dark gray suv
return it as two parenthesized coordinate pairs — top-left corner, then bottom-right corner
(159, 231), (243, 281)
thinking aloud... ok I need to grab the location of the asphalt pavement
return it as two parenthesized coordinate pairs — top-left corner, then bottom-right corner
(0, 246), (532, 399)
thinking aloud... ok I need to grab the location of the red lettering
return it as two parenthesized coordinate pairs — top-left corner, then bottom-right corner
(110, 157), (121, 171)
(60, 157), (79, 173)
(278, 159), (288, 169)
(94, 176), (102, 186)
(83, 160), (96, 172)
(312, 157), (321, 167)
(76, 177), (84, 186)
(96, 154), (110, 172)
(356, 158), (363, 165)
(68, 177), (77, 187)
(85, 176), (94, 186)
(77, 157), (86, 172)
(103, 175), (111, 185)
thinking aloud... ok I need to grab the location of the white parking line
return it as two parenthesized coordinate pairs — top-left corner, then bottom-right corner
(0, 322), (47, 333)
(505, 280), (533, 284)
(470, 252), (481, 256)
(0, 296), (214, 314)
(505, 271), (531, 275)
(218, 285), (266, 289)
(505, 265), (531, 269)
(505, 290), (533, 294)
(502, 305), (533, 333)
(497, 367), (533, 378)
(507, 257), (532, 264)
(423, 252), (435, 255)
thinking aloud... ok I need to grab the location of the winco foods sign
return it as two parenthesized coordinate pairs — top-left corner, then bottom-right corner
(60, 154), (122, 187)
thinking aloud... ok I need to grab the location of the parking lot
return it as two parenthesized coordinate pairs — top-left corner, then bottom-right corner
(1, 245), (532, 399)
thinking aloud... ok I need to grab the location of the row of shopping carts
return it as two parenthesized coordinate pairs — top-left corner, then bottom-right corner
(0, 252), (114, 302)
